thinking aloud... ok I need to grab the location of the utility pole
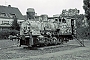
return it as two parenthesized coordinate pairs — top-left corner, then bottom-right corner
(5, 0), (8, 5)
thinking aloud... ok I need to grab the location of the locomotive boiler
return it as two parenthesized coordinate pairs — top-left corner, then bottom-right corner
(19, 8), (76, 47)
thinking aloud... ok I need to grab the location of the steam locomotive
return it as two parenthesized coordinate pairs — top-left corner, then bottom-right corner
(19, 8), (76, 47)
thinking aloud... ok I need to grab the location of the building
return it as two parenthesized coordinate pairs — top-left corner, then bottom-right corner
(0, 5), (25, 30)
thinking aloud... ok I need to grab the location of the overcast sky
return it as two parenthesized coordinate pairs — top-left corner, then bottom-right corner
(0, 0), (84, 16)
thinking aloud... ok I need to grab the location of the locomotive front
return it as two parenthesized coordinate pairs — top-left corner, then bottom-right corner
(20, 20), (43, 47)
(19, 8), (42, 47)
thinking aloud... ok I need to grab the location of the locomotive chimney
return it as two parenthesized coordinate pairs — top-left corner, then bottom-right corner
(26, 8), (35, 20)
(8, 5), (11, 7)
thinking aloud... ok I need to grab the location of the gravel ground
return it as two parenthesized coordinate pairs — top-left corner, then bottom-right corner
(0, 39), (90, 60)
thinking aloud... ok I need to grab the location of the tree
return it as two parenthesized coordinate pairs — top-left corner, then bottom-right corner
(83, 0), (90, 39)
(11, 16), (20, 31)
(83, 0), (90, 20)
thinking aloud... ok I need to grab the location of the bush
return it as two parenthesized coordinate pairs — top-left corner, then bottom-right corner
(9, 30), (19, 35)
(76, 27), (90, 39)
(0, 29), (19, 39)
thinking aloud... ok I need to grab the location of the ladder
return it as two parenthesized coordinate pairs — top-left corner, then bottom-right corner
(71, 19), (85, 47)
(72, 35), (85, 47)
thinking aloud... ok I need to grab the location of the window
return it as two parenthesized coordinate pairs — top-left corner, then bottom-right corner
(1, 21), (10, 25)
(62, 18), (66, 23)
(0, 13), (7, 17)
(9, 13), (16, 18)
(71, 19), (74, 26)
(59, 19), (61, 22)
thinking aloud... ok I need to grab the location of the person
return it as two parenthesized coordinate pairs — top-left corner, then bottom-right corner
(29, 31), (33, 47)
(16, 34), (19, 41)
(16, 34), (20, 47)
(8, 35), (13, 41)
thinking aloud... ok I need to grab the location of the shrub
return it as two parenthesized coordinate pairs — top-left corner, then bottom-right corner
(0, 29), (19, 39)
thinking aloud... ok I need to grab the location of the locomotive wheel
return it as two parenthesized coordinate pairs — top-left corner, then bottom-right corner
(51, 37), (57, 45)
(58, 38), (64, 44)
(44, 38), (50, 46)
(61, 38), (64, 44)
(64, 38), (69, 43)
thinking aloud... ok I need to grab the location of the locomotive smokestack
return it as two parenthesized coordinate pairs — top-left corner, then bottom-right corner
(26, 8), (35, 20)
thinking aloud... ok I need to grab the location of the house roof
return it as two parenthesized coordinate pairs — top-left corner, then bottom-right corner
(0, 5), (25, 20)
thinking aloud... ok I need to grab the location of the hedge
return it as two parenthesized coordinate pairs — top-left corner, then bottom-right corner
(0, 29), (19, 39)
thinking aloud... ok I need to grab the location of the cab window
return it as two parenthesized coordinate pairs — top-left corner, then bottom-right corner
(59, 19), (61, 22)
(62, 18), (66, 23)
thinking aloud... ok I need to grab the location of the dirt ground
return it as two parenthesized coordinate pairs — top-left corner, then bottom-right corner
(0, 39), (90, 60)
